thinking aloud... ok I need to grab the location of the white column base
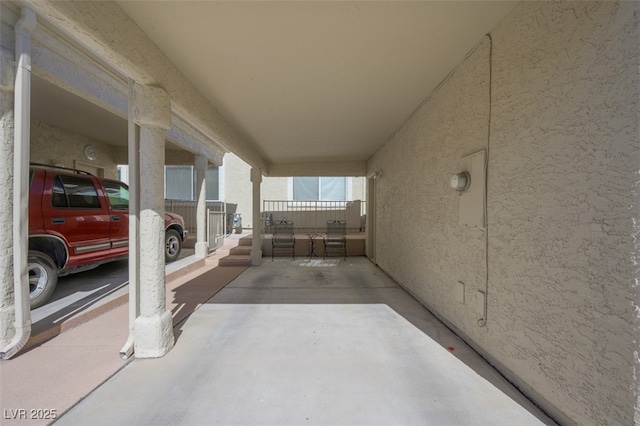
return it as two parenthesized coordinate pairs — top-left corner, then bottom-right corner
(133, 310), (174, 358)
(251, 249), (263, 266)
(195, 241), (209, 259)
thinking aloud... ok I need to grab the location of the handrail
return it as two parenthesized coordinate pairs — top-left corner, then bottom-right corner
(262, 200), (366, 234)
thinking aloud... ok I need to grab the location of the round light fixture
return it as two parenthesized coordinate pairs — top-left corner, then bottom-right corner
(450, 171), (470, 192)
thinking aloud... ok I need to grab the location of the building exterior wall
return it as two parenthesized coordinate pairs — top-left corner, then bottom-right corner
(30, 120), (119, 179)
(224, 152), (365, 230)
(367, 2), (639, 425)
(223, 152), (255, 228)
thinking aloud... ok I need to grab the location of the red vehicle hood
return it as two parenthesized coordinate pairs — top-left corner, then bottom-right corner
(164, 212), (184, 225)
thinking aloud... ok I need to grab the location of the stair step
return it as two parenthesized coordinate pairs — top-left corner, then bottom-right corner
(237, 237), (253, 246)
(218, 255), (251, 267)
(230, 246), (252, 255)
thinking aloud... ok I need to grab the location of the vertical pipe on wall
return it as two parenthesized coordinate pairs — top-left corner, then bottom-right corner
(120, 79), (140, 359)
(1, 7), (36, 360)
(478, 33), (493, 328)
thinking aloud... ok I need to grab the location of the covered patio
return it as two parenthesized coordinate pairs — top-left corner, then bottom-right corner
(1, 1), (636, 424)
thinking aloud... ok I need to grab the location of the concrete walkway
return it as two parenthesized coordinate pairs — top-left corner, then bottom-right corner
(0, 254), (247, 426)
(57, 258), (554, 426)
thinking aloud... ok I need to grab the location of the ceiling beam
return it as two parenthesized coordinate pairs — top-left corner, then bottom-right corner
(267, 161), (367, 177)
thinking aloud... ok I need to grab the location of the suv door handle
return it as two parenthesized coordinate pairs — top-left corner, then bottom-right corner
(111, 215), (120, 222)
(51, 217), (65, 224)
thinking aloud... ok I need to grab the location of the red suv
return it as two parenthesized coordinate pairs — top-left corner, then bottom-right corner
(28, 164), (188, 308)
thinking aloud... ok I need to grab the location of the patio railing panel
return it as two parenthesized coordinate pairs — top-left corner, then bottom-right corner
(208, 207), (226, 250)
(262, 200), (366, 234)
(165, 199), (226, 235)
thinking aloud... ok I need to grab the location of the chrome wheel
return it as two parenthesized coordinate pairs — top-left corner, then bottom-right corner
(28, 251), (59, 309)
(29, 262), (49, 300)
(165, 229), (182, 262)
(166, 236), (179, 256)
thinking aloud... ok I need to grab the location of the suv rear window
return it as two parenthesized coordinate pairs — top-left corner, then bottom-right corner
(52, 175), (101, 209)
(102, 180), (129, 210)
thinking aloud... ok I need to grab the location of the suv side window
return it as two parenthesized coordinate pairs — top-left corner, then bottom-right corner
(52, 175), (101, 209)
(102, 181), (129, 210)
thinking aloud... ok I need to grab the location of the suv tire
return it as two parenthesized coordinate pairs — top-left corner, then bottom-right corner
(28, 251), (58, 309)
(165, 229), (182, 262)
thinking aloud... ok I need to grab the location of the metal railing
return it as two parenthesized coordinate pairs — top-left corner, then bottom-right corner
(208, 206), (226, 250)
(262, 200), (366, 234)
(165, 200), (232, 250)
(165, 200), (227, 234)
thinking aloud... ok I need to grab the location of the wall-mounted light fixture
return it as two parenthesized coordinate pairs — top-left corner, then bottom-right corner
(450, 171), (470, 192)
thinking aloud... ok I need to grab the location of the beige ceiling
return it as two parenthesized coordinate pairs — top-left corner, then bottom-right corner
(114, 1), (517, 167)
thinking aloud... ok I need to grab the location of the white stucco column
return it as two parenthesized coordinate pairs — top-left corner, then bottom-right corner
(250, 167), (263, 265)
(194, 154), (209, 258)
(0, 37), (16, 349)
(132, 83), (174, 358)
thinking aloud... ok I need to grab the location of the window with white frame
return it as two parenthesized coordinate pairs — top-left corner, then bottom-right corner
(292, 177), (347, 201)
(118, 165), (220, 201)
(165, 166), (220, 201)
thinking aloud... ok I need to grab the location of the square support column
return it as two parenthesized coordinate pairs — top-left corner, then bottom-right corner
(132, 83), (174, 358)
(194, 154), (209, 258)
(250, 167), (263, 265)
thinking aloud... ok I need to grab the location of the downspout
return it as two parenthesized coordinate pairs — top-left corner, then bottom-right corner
(120, 79), (139, 359)
(478, 33), (493, 328)
(0, 7), (36, 360)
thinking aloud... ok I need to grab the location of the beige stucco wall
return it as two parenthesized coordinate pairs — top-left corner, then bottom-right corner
(368, 2), (639, 425)
(30, 120), (119, 179)
(223, 153), (288, 229)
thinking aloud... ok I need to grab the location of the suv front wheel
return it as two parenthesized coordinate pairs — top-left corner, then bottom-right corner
(165, 229), (182, 263)
(28, 251), (58, 309)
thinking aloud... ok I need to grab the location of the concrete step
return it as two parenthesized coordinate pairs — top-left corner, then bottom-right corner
(218, 254), (252, 267)
(238, 238), (252, 247)
(229, 245), (252, 255)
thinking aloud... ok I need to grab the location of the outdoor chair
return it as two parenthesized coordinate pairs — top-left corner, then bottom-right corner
(272, 220), (295, 260)
(323, 220), (347, 259)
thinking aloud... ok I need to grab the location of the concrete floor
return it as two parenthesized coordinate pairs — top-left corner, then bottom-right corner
(57, 257), (554, 426)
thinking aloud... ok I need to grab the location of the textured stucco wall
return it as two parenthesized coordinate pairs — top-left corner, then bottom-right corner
(368, 2), (639, 425)
(370, 35), (491, 337)
(223, 153), (290, 229)
(223, 153), (253, 227)
(488, 3), (638, 424)
(30, 120), (119, 179)
(0, 6), (16, 348)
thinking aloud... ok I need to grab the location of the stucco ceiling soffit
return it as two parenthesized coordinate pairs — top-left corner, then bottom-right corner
(170, 104), (265, 170)
(116, 1), (516, 167)
(19, 0), (268, 172)
(30, 23), (129, 120)
(165, 134), (224, 166)
(31, 75), (128, 147)
(267, 161), (367, 178)
(170, 112), (226, 161)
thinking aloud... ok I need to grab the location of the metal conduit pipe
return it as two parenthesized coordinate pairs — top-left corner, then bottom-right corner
(1, 7), (36, 360)
(120, 79), (139, 359)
